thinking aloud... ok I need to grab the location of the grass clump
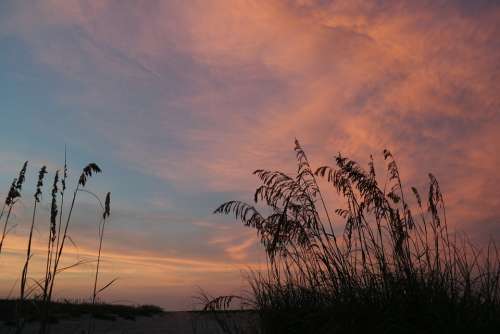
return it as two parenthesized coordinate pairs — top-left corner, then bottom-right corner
(212, 140), (500, 334)
(0, 299), (163, 325)
(0, 151), (121, 333)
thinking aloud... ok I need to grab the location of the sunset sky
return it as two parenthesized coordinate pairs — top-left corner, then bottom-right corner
(1, 0), (499, 310)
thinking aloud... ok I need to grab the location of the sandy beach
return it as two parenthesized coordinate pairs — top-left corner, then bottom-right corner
(0, 312), (259, 334)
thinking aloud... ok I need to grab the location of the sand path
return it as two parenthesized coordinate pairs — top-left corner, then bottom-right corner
(0, 312), (258, 334)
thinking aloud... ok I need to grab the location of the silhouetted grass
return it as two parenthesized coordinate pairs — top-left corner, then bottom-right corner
(0, 299), (163, 325)
(92, 192), (113, 305)
(0, 154), (117, 333)
(0, 161), (28, 255)
(211, 140), (500, 334)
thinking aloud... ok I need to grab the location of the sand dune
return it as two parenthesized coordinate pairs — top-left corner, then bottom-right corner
(0, 312), (258, 334)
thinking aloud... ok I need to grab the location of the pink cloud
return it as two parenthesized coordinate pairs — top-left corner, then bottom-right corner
(12, 0), (496, 226)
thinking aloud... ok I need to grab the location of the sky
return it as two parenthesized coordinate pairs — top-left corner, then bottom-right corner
(0, 0), (499, 310)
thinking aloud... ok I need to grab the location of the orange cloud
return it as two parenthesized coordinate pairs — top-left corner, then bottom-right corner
(0, 232), (264, 309)
(9, 0), (498, 231)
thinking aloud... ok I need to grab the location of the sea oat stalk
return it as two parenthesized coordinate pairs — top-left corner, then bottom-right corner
(20, 166), (47, 301)
(92, 192), (111, 304)
(0, 161), (28, 255)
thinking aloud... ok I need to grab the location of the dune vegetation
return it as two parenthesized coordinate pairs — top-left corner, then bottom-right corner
(210, 140), (500, 333)
(0, 154), (123, 333)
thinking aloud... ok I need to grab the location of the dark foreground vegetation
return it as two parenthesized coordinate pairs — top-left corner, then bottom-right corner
(208, 140), (500, 334)
(0, 299), (163, 325)
(0, 154), (116, 333)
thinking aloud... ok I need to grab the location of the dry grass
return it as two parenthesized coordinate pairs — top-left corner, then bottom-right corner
(0, 154), (115, 334)
(0, 299), (163, 324)
(211, 139), (500, 333)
